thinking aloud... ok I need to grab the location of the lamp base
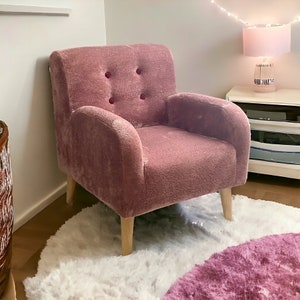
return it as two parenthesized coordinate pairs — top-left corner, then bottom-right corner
(253, 83), (276, 93)
(253, 62), (276, 93)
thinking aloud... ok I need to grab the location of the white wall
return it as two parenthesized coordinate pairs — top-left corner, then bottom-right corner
(0, 0), (106, 229)
(105, 0), (300, 98)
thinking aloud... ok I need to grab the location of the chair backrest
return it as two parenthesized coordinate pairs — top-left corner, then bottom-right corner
(49, 44), (176, 127)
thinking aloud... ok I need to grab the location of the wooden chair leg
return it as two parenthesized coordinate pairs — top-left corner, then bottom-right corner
(220, 188), (232, 221)
(66, 176), (77, 205)
(2, 271), (16, 300)
(120, 216), (134, 256)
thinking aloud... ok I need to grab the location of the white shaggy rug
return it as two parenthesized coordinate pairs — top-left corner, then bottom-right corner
(24, 193), (300, 300)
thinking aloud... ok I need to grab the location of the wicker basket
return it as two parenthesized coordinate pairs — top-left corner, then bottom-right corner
(0, 121), (13, 297)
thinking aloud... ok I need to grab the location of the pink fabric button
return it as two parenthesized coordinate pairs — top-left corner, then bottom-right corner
(105, 71), (111, 78)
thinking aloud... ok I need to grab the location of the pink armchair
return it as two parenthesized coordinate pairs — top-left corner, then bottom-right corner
(49, 44), (250, 255)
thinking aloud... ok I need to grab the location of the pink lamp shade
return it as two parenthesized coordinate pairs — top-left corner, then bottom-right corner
(243, 24), (291, 57)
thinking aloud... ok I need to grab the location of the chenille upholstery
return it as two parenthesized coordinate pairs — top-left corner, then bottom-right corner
(49, 44), (250, 255)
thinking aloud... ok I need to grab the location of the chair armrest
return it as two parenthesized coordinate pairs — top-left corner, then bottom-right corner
(69, 106), (144, 216)
(167, 92), (250, 185)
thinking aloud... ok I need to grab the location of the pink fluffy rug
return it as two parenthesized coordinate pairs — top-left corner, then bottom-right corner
(163, 233), (300, 299)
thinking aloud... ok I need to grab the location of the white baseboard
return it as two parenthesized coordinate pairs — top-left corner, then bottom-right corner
(13, 181), (67, 231)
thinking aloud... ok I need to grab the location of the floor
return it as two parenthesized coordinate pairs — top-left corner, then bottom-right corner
(11, 173), (300, 300)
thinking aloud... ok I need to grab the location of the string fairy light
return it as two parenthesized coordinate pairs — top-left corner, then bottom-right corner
(210, 0), (300, 26)
(210, 0), (249, 25)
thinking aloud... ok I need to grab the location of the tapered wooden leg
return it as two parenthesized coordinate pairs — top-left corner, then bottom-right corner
(121, 216), (134, 256)
(2, 271), (16, 300)
(66, 176), (77, 205)
(220, 188), (232, 221)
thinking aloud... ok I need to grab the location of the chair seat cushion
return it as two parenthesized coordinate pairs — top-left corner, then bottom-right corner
(136, 125), (236, 212)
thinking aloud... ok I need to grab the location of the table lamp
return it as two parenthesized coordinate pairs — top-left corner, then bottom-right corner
(243, 24), (291, 92)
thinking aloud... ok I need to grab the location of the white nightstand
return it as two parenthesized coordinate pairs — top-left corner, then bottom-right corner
(226, 85), (300, 179)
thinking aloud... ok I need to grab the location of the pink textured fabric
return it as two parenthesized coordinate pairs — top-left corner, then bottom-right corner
(167, 93), (250, 185)
(69, 106), (144, 216)
(49, 44), (250, 218)
(137, 125), (236, 214)
(163, 233), (300, 300)
(49, 44), (175, 173)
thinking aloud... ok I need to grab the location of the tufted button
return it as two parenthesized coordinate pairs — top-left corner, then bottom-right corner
(140, 93), (146, 100)
(136, 68), (142, 75)
(108, 97), (114, 104)
(105, 71), (111, 78)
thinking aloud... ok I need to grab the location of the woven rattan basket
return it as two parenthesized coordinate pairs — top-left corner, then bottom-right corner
(0, 121), (13, 297)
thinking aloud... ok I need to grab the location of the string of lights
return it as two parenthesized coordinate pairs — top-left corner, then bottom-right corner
(210, 0), (300, 26)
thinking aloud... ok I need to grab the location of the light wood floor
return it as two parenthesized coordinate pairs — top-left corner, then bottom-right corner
(11, 173), (300, 300)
